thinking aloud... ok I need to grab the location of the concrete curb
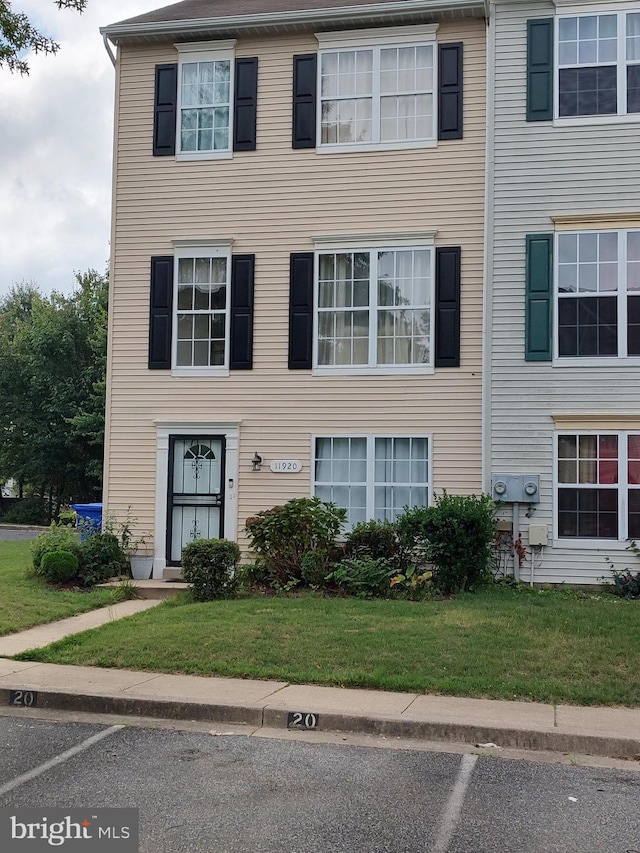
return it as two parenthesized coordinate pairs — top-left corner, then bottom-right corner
(1, 686), (638, 760)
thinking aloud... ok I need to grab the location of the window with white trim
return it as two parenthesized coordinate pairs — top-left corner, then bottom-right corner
(556, 229), (640, 358)
(557, 10), (640, 118)
(314, 435), (430, 528)
(556, 431), (640, 540)
(177, 43), (234, 156)
(174, 247), (230, 370)
(316, 247), (433, 371)
(318, 27), (436, 150)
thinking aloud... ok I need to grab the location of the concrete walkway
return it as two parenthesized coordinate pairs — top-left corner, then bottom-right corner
(0, 600), (161, 656)
(0, 602), (638, 761)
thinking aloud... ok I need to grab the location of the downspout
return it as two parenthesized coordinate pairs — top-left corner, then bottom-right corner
(482, 1), (496, 494)
(103, 33), (116, 67)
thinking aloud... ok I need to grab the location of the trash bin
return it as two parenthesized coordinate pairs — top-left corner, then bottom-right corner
(71, 503), (103, 541)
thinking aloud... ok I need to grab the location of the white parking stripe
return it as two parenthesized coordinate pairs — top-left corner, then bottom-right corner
(0, 725), (124, 797)
(432, 753), (478, 853)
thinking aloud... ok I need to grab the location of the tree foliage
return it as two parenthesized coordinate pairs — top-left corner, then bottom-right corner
(0, 271), (108, 522)
(0, 1), (87, 74)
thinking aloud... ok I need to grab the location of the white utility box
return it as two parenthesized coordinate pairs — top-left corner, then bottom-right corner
(528, 524), (548, 546)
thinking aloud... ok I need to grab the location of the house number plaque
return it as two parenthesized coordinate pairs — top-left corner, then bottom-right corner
(270, 460), (302, 473)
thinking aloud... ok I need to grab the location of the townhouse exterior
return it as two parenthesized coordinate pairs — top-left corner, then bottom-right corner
(486, 0), (640, 584)
(101, 0), (487, 579)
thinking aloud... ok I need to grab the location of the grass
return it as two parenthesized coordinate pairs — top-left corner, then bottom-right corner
(16, 585), (640, 706)
(0, 540), (128, 636)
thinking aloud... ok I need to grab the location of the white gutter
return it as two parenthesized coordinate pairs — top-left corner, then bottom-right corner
(102, 33), (116, 67)
(101, 0), (485, 40)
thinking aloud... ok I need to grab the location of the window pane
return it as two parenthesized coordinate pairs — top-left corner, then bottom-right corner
(628, 489), (640, 538)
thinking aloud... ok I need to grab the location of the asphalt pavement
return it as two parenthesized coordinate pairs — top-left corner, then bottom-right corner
(0, 716), (638, 853)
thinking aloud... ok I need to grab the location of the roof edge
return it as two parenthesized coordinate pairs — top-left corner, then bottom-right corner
(101, 0), (486, 42)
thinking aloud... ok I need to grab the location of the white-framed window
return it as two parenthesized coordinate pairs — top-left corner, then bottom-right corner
(556, 10), (640, 119)
(314, 244), (434, 373)
(555, 229), (640, 360)
(176, 41), (235, 159)
(555, 431), (640, 541)
(173, 244), (231, 374)
(317, 26), (437, 152)
(313, 434), (430, 529)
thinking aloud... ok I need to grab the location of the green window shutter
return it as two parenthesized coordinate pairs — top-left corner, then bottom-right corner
(525, 234), (553, 362)
(526, 19), (554, 122)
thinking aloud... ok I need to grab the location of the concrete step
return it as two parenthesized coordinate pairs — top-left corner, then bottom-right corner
(163, 568), (184, 582)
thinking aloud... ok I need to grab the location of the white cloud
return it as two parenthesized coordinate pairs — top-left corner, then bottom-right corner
(0, 0), (174, 297)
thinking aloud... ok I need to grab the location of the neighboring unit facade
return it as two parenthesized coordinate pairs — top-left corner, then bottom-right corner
(487, 0), (640, 583)
(101, 0), (487, 578)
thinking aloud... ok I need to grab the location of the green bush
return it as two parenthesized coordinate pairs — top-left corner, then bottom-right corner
(245, 498), (346, 585)
(344, 519), (409, 572)
(77, 532), (128, 588)
(31, 525), (83, 575)
(3, 496), (48, 526)
(300, 550), (331, 587)
(327, 556), (395, 598)
(612, 570), (640, 599)
(40, 550), (79, 584)
(181, 539), (241, 601)
(397, 493), (497, 595)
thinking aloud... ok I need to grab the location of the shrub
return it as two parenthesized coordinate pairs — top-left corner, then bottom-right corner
(390, 565), (433, 600)
(40, 550), (79, 584)
(77, 532), (128, 588)
(31, 525), (83, 575)
(611, 570), (640, 599)
(182, 538), (241, 601)
(327, 556), (395, 598)
(300, 550), (331, 587)
(3, 496), (48, 526)
(343, 519), (409, 573)
(397, 493), (497, 595)
(245, 498), (346, 585)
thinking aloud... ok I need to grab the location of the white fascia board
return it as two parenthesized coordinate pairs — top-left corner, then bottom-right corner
(101, 0), (485, 41)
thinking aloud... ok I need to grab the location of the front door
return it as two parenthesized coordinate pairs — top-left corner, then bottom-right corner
(167, 436), (225, 564)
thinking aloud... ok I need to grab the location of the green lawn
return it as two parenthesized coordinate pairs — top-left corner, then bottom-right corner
(17, 587), (640, 706)
(0, 540), (126, 637)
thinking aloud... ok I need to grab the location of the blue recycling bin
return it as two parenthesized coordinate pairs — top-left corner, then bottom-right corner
(72, 503), (103, 541)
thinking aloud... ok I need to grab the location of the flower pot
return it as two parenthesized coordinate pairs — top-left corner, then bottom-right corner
(129, 555), (153, 580)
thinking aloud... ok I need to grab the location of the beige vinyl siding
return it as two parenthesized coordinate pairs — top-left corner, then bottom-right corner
(490, 1), (640, 584)
(106, 20), (486, 553)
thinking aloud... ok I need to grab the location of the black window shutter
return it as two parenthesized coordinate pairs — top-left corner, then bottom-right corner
(527, 19), (554, 121)
(525, 234), (553, 361)
(435, 247), (461, 368)
(149, 256), (174, 369)
(289, 253), (314, 369)
(234, 58), (258, 151)
(292, 55), (317, 149)
(230, 254), (255, 370)
(438, 43), (463, 140)
(153, 64), (177, 156)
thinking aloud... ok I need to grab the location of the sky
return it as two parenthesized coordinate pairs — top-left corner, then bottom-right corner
(0, 0), (176, 298)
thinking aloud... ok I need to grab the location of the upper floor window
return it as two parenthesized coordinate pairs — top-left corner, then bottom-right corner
(557, 11), (640, 118)
(556, 229), (640, 359)
(314, 245), (433, 373)
(176, 42), (235, 159)
(316, 26), (438, 152)
(174, 246), (230, 372)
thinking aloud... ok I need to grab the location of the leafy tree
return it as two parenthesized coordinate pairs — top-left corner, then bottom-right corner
(0, 1), (86, 74)
(0, 270), (108, 522)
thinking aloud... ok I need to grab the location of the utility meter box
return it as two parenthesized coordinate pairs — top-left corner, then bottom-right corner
(491, 474), (540, 503)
